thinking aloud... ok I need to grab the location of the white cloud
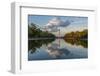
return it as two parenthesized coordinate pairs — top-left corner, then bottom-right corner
(45, 17), (71, 32)
(46, 17), (62, 28)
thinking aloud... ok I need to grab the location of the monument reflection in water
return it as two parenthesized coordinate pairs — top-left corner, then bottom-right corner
(28, 38), (88, 60)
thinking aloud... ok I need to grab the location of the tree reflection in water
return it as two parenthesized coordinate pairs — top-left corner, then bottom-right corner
(64, 39), (88, 48)
(28, 39), (55, 54)
(28, 38), (87, 58)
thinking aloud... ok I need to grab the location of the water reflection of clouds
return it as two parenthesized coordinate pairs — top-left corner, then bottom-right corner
(45, 43), (70, 58)
(28, 39), (88, 60)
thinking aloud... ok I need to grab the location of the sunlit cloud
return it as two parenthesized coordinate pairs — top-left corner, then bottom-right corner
(45, 17), (72, 32)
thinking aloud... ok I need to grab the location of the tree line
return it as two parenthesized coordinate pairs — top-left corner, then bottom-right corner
(64, 29), (88, 40)
(28, 23), (55, 38)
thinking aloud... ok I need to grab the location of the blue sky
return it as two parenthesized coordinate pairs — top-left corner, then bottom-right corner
(28, 15), (71, 26)
(28, 15), (88, 36)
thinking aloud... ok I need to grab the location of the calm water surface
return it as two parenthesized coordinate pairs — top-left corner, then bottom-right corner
(28, 39), (88, 61)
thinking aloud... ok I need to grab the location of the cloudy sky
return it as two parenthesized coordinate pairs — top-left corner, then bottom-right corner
(28, 15), (88, 37)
